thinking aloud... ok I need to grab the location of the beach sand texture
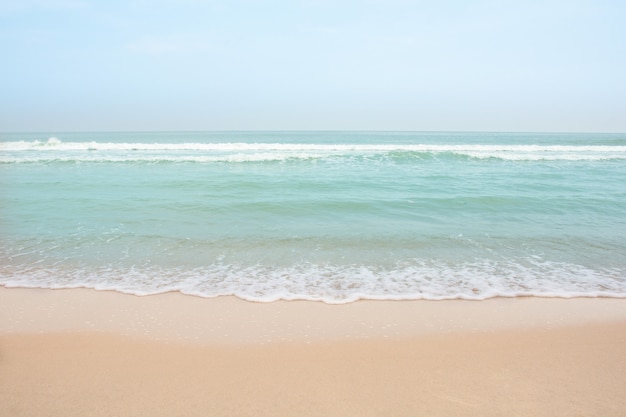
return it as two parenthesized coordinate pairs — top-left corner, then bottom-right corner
(1, 288), (626, 416)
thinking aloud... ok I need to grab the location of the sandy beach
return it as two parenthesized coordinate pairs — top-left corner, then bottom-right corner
(1, 288), (626, 416)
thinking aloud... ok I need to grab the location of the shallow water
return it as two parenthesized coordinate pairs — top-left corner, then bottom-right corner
(1, 131), (625, 302)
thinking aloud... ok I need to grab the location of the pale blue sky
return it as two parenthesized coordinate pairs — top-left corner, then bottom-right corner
(1, 0), (625, 132)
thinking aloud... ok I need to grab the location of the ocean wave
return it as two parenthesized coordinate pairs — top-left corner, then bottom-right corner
(2, 138), (626, 153)
(0, 153), (327, 164)
(2, 138), (626, 163)
(1, 259), (624, 304)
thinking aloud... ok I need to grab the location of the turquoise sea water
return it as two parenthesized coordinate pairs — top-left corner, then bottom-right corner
(1, 131), (625, 302)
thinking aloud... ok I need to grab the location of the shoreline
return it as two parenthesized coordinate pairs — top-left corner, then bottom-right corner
(2, 287), (626, 344)
(2, 287), (626, 416)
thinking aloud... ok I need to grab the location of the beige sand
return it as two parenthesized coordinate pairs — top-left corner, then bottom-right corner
(1, 288), (626, 416)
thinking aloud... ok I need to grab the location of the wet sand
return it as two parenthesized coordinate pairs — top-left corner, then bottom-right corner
(1, 288), (625, 416)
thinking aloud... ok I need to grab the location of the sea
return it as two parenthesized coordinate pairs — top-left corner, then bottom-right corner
(1, 131), (625, 303)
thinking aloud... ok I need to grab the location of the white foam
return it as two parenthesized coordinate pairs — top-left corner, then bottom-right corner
(1, 139), (625, 162)
(3, 139), (626, 153)
(2, 259), (625, 304)
(0, 153), (327, 164)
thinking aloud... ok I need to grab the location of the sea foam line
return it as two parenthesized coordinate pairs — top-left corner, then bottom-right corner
(1, 259), (625, 304)
(2, 138), (626, 153)
(2, 139), (626, 162)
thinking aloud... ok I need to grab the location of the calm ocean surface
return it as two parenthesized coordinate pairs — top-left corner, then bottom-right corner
(1, 131), (625, 303)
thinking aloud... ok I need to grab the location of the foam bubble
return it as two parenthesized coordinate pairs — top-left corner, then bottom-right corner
(2, 141), (625, 163)
(2, 259), (625, 304)
(3, 140), (626, 153)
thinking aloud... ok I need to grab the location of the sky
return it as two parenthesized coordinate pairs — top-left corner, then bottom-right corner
(1, 0), (625, 132)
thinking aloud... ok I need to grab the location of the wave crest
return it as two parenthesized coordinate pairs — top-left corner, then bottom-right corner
(3, 140), (626, 162)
